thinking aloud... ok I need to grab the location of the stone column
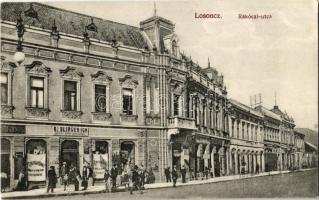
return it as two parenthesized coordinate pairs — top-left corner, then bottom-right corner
(229, 149), (233, 175)
(226, 147), (230, 175)
(234, 150), (238, 174)
(261, 152), (265, 172)
(211, 147), (215, 177)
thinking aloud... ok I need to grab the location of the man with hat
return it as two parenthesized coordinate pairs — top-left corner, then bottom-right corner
(60, 162), (68, 186)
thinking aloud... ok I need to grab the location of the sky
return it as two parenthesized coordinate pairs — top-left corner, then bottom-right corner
(44, 0), (318, 129)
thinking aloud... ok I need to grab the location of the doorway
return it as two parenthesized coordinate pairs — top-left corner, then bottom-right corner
(1, 139), (11, 188)
(61, 140), (79, 169)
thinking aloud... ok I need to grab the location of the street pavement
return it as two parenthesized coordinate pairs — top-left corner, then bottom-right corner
(18, 169), (318, 199)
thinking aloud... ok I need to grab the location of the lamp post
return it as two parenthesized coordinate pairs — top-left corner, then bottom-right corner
(14, 13), (25, 64)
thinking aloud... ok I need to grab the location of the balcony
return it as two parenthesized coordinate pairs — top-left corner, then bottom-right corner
(168, 116), (196, 130)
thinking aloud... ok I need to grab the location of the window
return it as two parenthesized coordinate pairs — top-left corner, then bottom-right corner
(173, 94), (180, 116)
(30, 77), (44, 108)
(64, 80), (77, 111)
(1, 73), (8, 105)
(172, 40), (177, 56)
(123, 88), (133, 115)
(242, 122), (245, 139)
(95, 84), (106, 112)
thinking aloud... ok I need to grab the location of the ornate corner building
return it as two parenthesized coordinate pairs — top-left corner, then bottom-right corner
(0, 2), (312, 190)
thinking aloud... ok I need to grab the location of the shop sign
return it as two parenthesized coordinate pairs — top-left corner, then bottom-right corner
(1, 125), (25, 134)
(93, 153), (109, 179)
(53, 126), (89, 137)
(27, 154), (46, 181)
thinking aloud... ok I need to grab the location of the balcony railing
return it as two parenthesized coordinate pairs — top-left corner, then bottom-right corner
(168, 116), (196, 129)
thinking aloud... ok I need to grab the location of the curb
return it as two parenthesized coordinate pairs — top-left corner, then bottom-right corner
(1, 168), (317, 199)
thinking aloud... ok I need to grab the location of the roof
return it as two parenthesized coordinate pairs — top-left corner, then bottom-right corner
(1, 2), (149, 49)
(271, 105), (294, 122)
(295, 128), (318, 148)
(255, 105), (281, 121)
(229, 99), (263, 118)
(305, 141), (318, 151)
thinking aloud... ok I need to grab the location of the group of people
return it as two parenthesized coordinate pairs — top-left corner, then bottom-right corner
(46, 162), (156, 194)
(47, 162), (94, 193)
(103, 164), (152, 194)
(164, 166), (179, 187)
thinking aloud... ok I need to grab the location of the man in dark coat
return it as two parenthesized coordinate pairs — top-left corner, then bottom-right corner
(47, 166), (57, 193)
(172, 166), (178, 187)
(81, 164), (90, 190)
(110, 165), (118, 190)
(69, 165), (80, 191)
(130, 165), (143, 195)
(181, 165), (186, 183)
(164, 167), (171, 182)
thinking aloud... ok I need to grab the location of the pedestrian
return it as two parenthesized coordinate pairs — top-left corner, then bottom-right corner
(88, 164), (94, 186)
(130, 165), (143, 195)
(172, 166), (178, 188)
(60, 162), (67, 185)
(164, 167), (171, 182)
(110, 165), (118, 191)
(103, 169), (111, 193)
(140, 164), (145, 189)
(181, 165), (186, 183)
(16, 169), (26, 191)
(62, 172), (68, 191)
(204, 167), (209, 179)
(256, 163), (260, 174)
(1, 171), (7, 192)
(147, 168), (155, 184)
(69, 165), (80, 191)
(81, 163), (90, 190)
(47, 166), (57, 193)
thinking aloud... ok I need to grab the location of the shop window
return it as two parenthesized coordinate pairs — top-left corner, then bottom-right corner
(30, 77), (44, 108)
(122, 88), (133, 115)
(173, 94), (180, 116)
(64, 80), (77, 111)
(26, 139), (46, 182)
(1, 73), (8, 105)
(120, 141), (135, 168)
(95, 141), (108, 154)
(95, 84), (106, 112)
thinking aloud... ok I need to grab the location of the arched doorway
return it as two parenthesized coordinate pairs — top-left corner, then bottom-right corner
(1, 139), (11, 188)
(93, 141), (109, 179)
(61, 140), (79, 169)
(120, 141), (135, 171)
(172, 143), (182, 171)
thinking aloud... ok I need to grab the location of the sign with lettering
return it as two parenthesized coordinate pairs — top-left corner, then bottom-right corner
(53, 126), (89, 136)
(1, 125), (25, 134)
(27, 154), (46, 181)
(93, 153), (109, 179)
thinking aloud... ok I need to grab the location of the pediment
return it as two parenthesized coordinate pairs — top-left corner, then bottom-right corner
(25, 61), (51, 75)
(60, 66), (83, 79)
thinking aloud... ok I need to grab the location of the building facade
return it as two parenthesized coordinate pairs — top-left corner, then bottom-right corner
(0, 2), (315, 190)
(227, 99), (264, 175)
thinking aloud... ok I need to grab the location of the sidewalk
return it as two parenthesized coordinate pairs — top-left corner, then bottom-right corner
(1, 168), (316, 199)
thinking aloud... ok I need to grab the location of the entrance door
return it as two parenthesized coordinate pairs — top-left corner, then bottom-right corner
(61, 140), (79, 169)
(1, 139), (10, 188)
(214, 153), (220, 177)
(120, 141), (135, 170)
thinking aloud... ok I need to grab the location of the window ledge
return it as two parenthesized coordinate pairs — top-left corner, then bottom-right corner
(61, 110), (83, 120)
(25, 107), (50, 119)
(92, 112), (112, 122)
(120, 114), (138, 122)
(1, 105), (15, 118)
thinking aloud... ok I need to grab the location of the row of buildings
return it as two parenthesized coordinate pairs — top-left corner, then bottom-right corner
(0, 2), (317, 190)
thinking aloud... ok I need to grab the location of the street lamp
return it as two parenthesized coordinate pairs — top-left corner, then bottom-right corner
(14, 13), (25, 64)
